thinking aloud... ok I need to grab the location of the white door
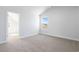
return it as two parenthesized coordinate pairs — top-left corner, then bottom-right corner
(8, 12), (20, 37)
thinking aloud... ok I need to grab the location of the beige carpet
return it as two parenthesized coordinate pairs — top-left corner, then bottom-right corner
(0, 34), (79, 52)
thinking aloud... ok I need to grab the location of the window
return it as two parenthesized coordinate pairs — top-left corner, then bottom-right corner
(41, 16), (48, 29)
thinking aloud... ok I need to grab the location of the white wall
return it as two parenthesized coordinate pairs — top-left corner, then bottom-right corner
(0, 7), (6, 43)
(0, 6), (47, 43)
(40, 6), (79, 41)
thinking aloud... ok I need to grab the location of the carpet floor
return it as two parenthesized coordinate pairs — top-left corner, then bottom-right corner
(0, 34), (79, 52)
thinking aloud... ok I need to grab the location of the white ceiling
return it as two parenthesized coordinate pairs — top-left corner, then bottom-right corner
(30, 6), (51, 15)
(20, 6), (51, 15)
(0, 6), (51, 15)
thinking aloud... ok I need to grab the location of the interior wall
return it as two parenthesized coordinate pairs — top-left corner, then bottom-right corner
(0, 7), (6, 43)
(40, 6), (79, 41)
(0, 6), (40, 43)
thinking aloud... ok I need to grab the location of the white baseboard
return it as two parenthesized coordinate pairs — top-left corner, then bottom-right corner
(20, 33), (38, 39)
(40, 33), (79, 41)
(0, 40), (7, 44)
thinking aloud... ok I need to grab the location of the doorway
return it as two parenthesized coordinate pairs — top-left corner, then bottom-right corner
(7, 12), (20, 41)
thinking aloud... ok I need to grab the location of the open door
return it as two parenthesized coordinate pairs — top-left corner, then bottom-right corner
(7, 12), (20, 38)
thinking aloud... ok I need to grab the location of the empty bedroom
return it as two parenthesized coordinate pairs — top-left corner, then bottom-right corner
(0, 6), (79, 52)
